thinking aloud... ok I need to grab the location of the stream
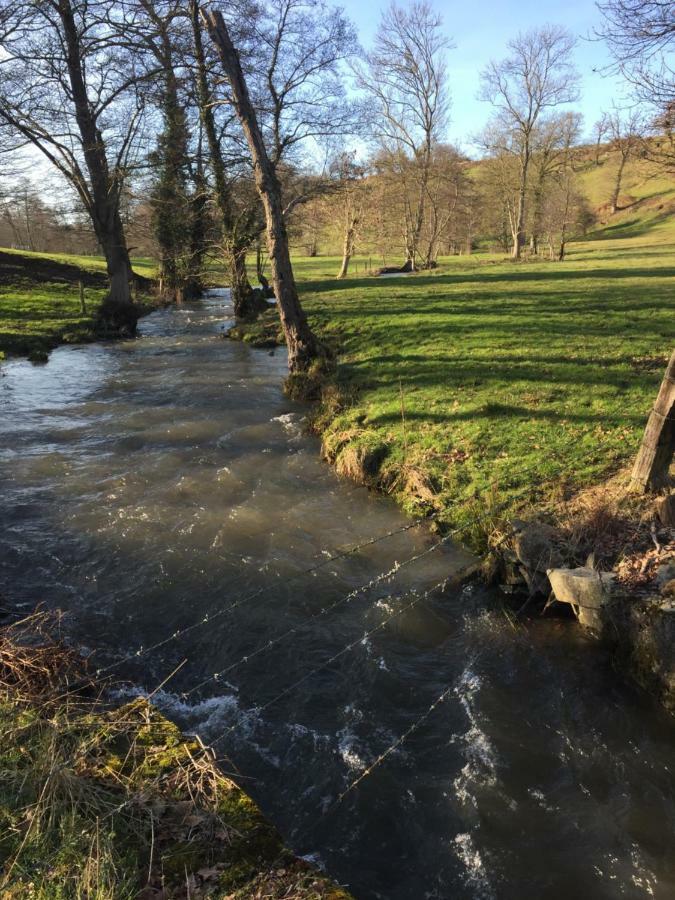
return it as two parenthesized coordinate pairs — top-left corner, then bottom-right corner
(1, 290), (675, 899)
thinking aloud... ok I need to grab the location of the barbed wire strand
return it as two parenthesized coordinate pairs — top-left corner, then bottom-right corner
(92, 454), (551, 683)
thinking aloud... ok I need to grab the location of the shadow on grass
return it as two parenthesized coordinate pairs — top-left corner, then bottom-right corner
(367, 403), (646, 428)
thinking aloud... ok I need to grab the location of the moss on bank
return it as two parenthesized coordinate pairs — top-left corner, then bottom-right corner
(0, 615), (352, 899)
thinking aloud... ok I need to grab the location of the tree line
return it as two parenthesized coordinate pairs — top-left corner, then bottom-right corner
(0, 0), (672, 373)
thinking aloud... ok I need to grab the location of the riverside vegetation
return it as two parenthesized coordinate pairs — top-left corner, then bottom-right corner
(0, 613), (352, 899)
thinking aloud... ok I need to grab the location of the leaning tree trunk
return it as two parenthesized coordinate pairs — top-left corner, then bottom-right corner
(203, 9), (321, 374)
(58, 0), (135, 324)
(631, 350), (675, 492)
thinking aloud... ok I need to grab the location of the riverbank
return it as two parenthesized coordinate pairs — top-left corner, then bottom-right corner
(230, 229), (675, 706)
(0, 613), (352, 899)
(0, 248), (157, 360)
(232, 233), (673, 531)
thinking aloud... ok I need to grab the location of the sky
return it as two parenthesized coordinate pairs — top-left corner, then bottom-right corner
(340, 0), (633, 152)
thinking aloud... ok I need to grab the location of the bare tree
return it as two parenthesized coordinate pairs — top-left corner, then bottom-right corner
(607, 107), (644, 213)
(203, 7), (323, 374)
(528, 112), (582, 254)
(356, 1), (451, 271)
(479, 25), (579, 259)
(593, 112), (610, 164)
(0, 0), (152, 330)
(329, 154), (368, 278)
(596, 0), (674, 108)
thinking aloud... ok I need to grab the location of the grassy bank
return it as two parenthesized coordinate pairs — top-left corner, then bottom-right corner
(0, 614), (351, 899)
(283, 220), (675, 533)
(0, 249), (156, 359)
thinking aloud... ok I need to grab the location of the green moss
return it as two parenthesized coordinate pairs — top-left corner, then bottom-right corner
(0, 689), (352, 899)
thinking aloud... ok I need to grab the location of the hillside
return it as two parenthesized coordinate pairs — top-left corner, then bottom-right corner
(577, 146), (675, 246)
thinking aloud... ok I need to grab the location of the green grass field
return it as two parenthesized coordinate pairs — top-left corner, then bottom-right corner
(290, 224), (674, 525)
(0, 249), (156, 358)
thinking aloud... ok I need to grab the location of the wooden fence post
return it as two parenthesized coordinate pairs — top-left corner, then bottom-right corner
(631, 349), (675, 492)
(78, 280), (86, 314)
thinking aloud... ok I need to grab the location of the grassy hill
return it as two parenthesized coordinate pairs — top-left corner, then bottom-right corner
(576, 147), (675, 246)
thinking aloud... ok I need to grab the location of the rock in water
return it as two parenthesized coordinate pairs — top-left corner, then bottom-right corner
(547, 566), (614, 631)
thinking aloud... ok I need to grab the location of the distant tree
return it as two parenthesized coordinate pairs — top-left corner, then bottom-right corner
(649, 101), (675, 174)
(476, 140), (521, 253)
(528, 112), (582, 254)
(539, 127), (589, 259)
(606, 107), (644, 214)
(329, 154), (368, 279)
(593, 112), (611, 165)
(479, 25), (579, 259)
(356, 1), (452, 270)
(419, 144), (467, 264)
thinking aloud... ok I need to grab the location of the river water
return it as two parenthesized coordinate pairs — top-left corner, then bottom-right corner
(1, 291), (674, 899)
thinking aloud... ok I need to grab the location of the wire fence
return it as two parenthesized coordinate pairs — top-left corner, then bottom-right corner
(2, 443), (608, 872)
(91, 451), (557, 684)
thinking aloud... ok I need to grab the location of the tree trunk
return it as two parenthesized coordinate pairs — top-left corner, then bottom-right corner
(407, 146), (431, 270)
(530, 181), (544, 255)
(191, 0), (255, 312)
(58, 0), (135, 319)
(337, 216), (357, 279)
(203, 9), (321, 373)
(631, 350), (675, 492)
(230, 242), (267, 318)
(512, 154), (529, 260)
(610, 153), (627, 214)
(184, 154), (208, 300)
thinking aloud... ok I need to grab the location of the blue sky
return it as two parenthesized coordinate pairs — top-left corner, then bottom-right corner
(341, 0), (632, 151)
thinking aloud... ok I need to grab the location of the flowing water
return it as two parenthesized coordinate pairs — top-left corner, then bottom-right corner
(1, 290), (674, 899)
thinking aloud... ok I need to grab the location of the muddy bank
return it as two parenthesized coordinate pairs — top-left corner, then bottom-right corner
(487, 488), (675, 711)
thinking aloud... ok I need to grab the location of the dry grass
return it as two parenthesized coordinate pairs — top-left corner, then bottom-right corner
(0, 613), (352, 899)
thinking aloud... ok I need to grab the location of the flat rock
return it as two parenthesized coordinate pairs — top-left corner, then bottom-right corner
(547, 566), (615, 630)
